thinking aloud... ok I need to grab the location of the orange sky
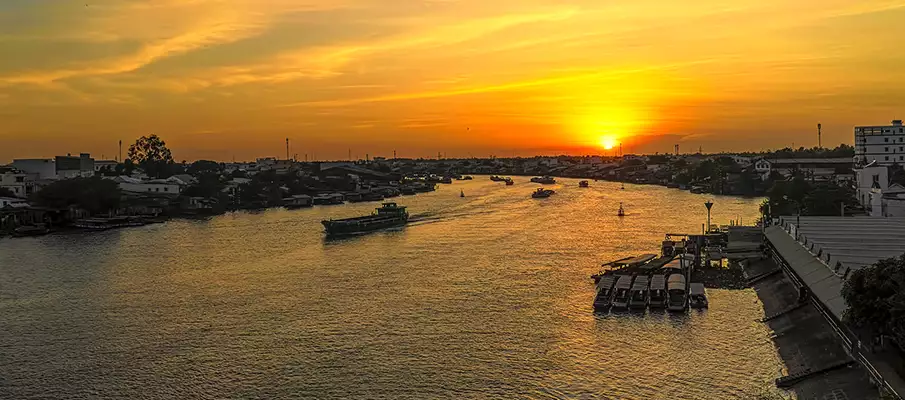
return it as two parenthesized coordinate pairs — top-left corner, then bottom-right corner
(1, 0), (904, 162)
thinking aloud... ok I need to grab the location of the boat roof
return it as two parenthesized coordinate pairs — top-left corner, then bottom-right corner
(621, 254), (657, 266)
(689, 283), (706, 295)
(614, 275), (634, 288)
(631, 276), (649, 290)
(662, 259), (683, 270)
(667, 274), (686, 284)
(650, 274), (666, 287)
(602, 256), (634, 267)
(596, 275), (617, 290)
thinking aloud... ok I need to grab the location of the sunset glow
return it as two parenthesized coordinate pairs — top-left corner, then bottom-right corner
(2, 0), (905, 161)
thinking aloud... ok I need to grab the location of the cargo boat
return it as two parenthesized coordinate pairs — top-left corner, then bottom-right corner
(322, 202), (408, 237)
(593, 275), (617, 311)
(628, 275), (650, 310)
(611, 275), (634, 310)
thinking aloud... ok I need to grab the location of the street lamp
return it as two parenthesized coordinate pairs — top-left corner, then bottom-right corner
(704, 200), (714, 233)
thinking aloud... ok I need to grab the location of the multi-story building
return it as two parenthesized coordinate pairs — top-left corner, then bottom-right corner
(854, 119), (905, 167)
(0, 168), (38, 198)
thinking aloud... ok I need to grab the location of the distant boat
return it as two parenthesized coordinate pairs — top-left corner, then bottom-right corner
(667, 274), (688, 312)
(505, 178), (514, 185)
(490, 176), (506, 182)
(460, 190), (465, 198)
(617, 202), (625, 217)
(579, 180), (589, 188)
(689, 283), (708, 309)
(532, 188), (555, 198)
(12, 223), (50, 237)
(531, 176), (556, 184)
(621, 183), (625, 190)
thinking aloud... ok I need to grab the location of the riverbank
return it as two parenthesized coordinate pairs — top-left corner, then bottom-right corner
(731, 234), (878, 399)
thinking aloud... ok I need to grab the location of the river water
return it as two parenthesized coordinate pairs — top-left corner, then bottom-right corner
(0, 178), (783, 399)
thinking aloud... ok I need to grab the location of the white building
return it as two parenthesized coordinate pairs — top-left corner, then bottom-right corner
(855, 119), (905, 167)
(0, 169), (38, 198)
(111, 176), (181, 195)
(855, 165), (888, 212)
(12, 153), (96, 179)
(0, 197), (28, 208)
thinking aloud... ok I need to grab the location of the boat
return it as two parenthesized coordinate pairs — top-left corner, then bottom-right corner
(73, 216), (145, 231)
(313, 193), (344, 205)
(532, 188), (555, 198)
(667, 274), (687, 312)
(361, 191), (385, 202)
(463, 176), (473, 180)
(490, 176), (506, 182)
(530, 176), (556, 184)
(593, 275), (618, 311)
(611, 275), (635, 310)
(439, 176), (453, 184)
(689, 283), (708, 309)
(344, 192), (364, 203)
(648, 274), (667, 308)
(579, 180), (589, 188)
(283, 195), (313, 209)
(617, 202), (625, 217)
(460, 190), (465, 198)
(12, 223), (50, 237)
(401, 186), (416, 195)
(505, 178), (514, 186)
(591, 254), (657, 282)
(628, 275), (650, 310)
(322, 202), (408, 237)
(621, 183), (625, 190)
(690, 186), (704, 194)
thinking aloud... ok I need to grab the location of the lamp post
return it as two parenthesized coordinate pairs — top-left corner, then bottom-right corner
(704, 200), (714, 233)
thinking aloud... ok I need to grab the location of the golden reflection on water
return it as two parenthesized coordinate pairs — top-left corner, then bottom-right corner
(0, 177), (784, 399)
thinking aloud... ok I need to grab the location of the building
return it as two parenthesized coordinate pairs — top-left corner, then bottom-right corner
(111, 176), (181, 195)
(94, 160), (118, 172)
(0, 169), (38, 198)
(765, 158), (852, 180)
(854, 119), (905, 167)
(0, 197), (29, 208)
(854, 165), (888, 210)
(12, 153), (96, 179)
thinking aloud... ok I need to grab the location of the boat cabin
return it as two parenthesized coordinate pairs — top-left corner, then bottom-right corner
(667, 274), (687, 312)
(649, 274), (667, 308)
(376, 202), (406, 216)
(611, 275), (635, 310)
(689, 283), (708, 309)
(593, 275), (617, 311)
(629, 275), (650, 309)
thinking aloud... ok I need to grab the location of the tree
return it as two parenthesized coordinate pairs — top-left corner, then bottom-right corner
(187, 160), (222, 176)
(128, 135), (174, 178)
(30, 177), (121, 214)
(843, 254), (905, 350)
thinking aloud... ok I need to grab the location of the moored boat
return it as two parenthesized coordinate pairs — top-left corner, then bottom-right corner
(322, 202), (409, 237)
(611, 275), (634, 310)
(593, 275), (618, 311)
(689, 283), (708, 309)
(313, 193), (344, 205)
(12, 223), (50, 237)
(579, 180), (589, 188)
(667, 274), (687, 312)
(284, 195), (313, 208)
(648, 274), (667, 308)
(505, 178), (514, 186)
(490, 176), (506, 182)
(628, 275), (650, 310)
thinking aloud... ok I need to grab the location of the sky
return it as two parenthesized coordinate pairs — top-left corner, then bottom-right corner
(1, 0), (904, 162)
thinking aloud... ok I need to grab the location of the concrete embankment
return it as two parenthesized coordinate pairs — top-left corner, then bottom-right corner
(728, 227), (878, 399)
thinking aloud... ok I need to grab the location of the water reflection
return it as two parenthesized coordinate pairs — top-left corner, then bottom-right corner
(0, 178), (783, 399)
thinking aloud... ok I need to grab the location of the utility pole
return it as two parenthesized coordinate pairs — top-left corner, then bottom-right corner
(348, 148), (352, 161)
(817, 123), (822, 148)
(619, 143), (623, 157)
(285, 138), (290, 160)
(118, 140), (122, 162)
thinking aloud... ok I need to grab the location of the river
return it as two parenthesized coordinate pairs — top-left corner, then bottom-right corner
(0, 177), (783, 399)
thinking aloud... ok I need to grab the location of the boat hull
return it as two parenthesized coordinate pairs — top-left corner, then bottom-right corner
(322, 216), (407, 237)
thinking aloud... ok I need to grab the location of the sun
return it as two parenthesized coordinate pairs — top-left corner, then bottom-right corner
(599, 136), (617, 150)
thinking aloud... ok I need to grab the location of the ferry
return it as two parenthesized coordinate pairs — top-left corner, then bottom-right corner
(628, 275), (650, 310)
(322, 202), (408, 237)
(579, 180), (589, 188)
(593, 275), (617, 311)
(611, 275), (635, 310)
(530, 176), (556, 184)
(667, 274), (688, 312)
(689, 283), (709, 309)
(532, 188), (555, 198)
(648, 274), (667, 308)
